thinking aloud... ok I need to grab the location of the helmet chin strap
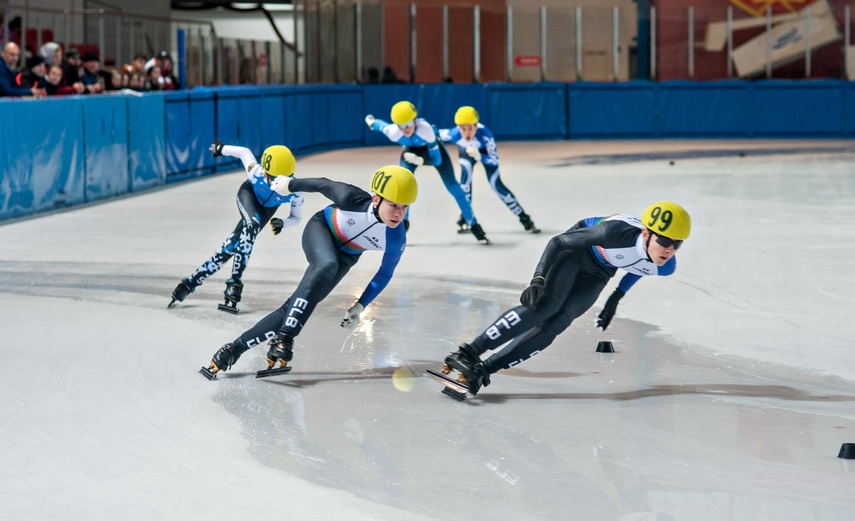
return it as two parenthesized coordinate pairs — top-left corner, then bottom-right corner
(643, 229), (654, 261)
(373, 197), (384, 222)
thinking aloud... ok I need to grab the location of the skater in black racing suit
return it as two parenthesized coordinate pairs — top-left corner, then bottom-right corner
(438, 201), (692, 396)
(202, 165), (418, 377)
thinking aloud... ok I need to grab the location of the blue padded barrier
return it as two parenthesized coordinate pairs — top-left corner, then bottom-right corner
(0, 97), (85, 220)
(164, 89), (216, 182)
(127, 93), (167, 191)
(82, 95), (129, 202)
(214, 85), (263, 173)
(568, 82), (657, 138)
(485, 83), (567, 140)
(6, 80), (855, 222)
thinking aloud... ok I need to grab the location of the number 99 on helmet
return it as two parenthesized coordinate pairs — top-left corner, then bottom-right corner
(390, 101), (418, 125)
(261, 145), (296, 177)
(642, 201), (691, 240)
(371, 165), (418, 205)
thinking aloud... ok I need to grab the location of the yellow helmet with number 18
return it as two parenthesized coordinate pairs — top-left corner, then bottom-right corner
(642, 201), (691, 241)
(370, 165), (418, 205)
(390, 101), (418, 125)
(260, 145), (296, 177)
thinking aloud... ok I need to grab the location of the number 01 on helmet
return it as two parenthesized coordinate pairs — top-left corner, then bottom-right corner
(371, 165), (418, 205)
(642, 201), (691, 241)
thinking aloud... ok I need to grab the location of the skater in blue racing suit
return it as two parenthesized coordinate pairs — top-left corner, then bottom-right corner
(436, 201), (691, 396)
(365, 100), (490, 244)
(438, 106), (540, 234)
(169, 140), (304, 309)
(203, 165), (418, 377)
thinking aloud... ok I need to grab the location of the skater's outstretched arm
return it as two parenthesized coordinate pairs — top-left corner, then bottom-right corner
(219, 145), (258, 177)
(289, 177), (371, 211)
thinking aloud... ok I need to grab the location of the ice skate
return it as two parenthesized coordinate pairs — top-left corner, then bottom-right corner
(426, 343), (491, 399)
(456, 214), (470, 234)
(256, 335), (294, 378)
(200, 342), (248, 380)
(218, 279), (243, 314)
(469, 223), (491, 245)
(519, 213), (541, 234)
(168, 279), (194, 308)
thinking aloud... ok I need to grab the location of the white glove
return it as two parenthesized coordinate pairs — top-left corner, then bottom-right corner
(465, 145), (482, 161)
(364, 114), (376, 127)
(403, 152), (424, 166)
(270, 175), (293, 195)
(340, 303), (364, 327)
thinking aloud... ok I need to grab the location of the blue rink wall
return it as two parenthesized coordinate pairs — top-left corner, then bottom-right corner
(2, 79), (855, 221)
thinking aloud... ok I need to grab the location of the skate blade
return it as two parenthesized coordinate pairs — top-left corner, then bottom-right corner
(217, 303), (240, 314)
(256, 366), (293, 379)
(426, 369), (469, 399)
(457, 228), (470, 234)
(199, 366), (218, 380)
(168, 298), (177, 309)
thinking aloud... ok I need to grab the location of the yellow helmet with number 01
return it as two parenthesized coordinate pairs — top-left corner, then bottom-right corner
(390, 101), (418, 125)
(370, 165), (418, 205)
(454, 106), (480, 125)
(642, 201), (691, 241)
(260, 145), (296, 177)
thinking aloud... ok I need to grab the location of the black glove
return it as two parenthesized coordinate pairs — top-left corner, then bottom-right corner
(596, 289), (625, 331)
(269, 217), (284, 235)
(520, 276), (547, 310)
(209, 138), (224, 157)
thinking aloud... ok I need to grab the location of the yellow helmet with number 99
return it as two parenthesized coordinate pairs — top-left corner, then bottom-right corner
(370, 165), (418, 205)
(642, 201), (691, 241)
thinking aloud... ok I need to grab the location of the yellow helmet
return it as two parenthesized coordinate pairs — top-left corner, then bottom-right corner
(260, 145), (296, 177)
(370, 165), (418, 205)
(642, 201), (691, 240)
(390, 101), (418, 125)
(454, 106), (479, 125)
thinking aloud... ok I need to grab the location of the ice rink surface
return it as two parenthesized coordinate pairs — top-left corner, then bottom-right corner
(2, 140), (854, 520)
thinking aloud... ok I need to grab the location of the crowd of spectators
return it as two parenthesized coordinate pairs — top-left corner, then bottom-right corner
(0, 40), (180, 98)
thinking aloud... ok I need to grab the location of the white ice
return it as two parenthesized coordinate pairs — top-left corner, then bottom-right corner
(2, 141), (854, 520)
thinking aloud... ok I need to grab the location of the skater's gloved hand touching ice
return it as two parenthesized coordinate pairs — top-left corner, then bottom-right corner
(209, 138), (224, 157)
(465, 145), (481, 161)
(403, 152), (424, 166)
(270, 175), (293, 195)
(520, 276), (546, 310)
(269, 217), (284, 235)
(364, 114), (375, 127)
(596, 289), (624, 331)
(340, 303), (364, 327)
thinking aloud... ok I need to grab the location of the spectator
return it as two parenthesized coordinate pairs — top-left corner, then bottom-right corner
(365, 66), (380, 84)
(39, 42), (62, 67)
(157, 51), (178, 90)
(99, 58), (121, 91)
(63, 48), (81, 85)
(80, 51), (104, 93)
(382, 66), (402, 83)
(1, 42), (41, 97)
(44, 64), (84, 95)
(144, 58), (161, 91)
(17, 54), (47, 90)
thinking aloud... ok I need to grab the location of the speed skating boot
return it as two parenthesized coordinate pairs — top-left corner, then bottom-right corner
(519, 213), (541, 234)
(456, 214), (470, 234)
(168, 278), (194, 308)
(266, 334), (294, 370)
(442, 343), (491, 394)
(203, 342), (249, 378)
(469, 223), (491, 244)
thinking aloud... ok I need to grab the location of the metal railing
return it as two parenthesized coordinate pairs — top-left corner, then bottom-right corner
(3, 1), (853, 87)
